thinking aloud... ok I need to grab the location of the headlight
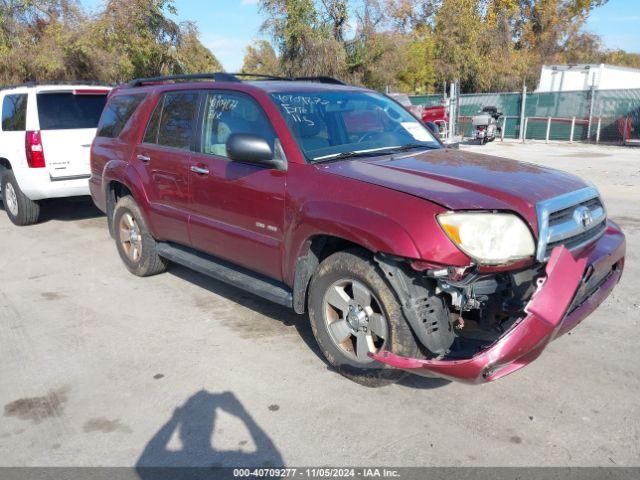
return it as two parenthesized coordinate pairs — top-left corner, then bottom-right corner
(437, 212), (535, 265)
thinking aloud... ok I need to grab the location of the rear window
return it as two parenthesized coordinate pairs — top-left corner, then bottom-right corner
(97, 94), (146, 138)
(2, 94), (28, 131)
(37, 93), (107, 130)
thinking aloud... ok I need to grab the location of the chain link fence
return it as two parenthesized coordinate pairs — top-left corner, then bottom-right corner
(411, 88), (640, 144)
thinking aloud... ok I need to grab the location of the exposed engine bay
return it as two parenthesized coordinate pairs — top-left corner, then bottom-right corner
(433, 266), (542, 359)
(375, 254), (544, 360)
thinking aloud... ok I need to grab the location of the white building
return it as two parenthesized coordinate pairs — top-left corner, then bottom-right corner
(536, 64), (640, 92)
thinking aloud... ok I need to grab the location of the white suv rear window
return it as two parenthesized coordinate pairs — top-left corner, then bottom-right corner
(37, 93), (107, 130)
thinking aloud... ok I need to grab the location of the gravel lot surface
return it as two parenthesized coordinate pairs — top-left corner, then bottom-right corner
(1, 141), (638, 467)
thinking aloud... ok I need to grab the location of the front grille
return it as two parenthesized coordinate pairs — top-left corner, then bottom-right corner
(548, 197), (602, 224)
(545, 220), (607, 257)
(536, 187), (607, 262)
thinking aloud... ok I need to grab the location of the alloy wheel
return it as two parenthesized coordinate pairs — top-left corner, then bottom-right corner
(4, 183), (19, 217)
(323, 279), (388, 364)
(119, 212), (142, 262)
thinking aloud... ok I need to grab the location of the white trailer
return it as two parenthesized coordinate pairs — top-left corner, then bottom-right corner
(536, 64), (640, 92)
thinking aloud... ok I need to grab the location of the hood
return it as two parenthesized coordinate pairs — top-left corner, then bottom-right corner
(318, 148), (588, 233)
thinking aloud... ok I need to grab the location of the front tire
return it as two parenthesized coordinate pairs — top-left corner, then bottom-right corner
(308, 249), (420, 387)
(1, 171), (40, 226)
(112, 195), (168, 277)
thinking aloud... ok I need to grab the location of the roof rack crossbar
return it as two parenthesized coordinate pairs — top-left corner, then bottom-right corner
(293, 76), (346, 85)
(229, 73), (291, 81)
(127, 73), (241, 87)
(125, 72), (349, 88)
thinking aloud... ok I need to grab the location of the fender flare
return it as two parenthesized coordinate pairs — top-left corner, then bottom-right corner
(101, 161), (154, 237)
(288, 201), (422, 314)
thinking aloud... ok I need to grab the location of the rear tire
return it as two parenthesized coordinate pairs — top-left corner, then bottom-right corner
(308, 249), (420, 387)
(112, 195), (168, 277)
(1, 171), (40, 226)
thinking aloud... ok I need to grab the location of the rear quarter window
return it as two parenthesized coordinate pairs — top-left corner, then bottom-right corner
(143, 91), (199, 150)
(37, 92), (107, 130)
(2, 94), (28, 131)
(97, 94), (146, 138)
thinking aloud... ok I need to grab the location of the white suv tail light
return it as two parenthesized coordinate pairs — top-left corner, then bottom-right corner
(25, 130), (46, 168)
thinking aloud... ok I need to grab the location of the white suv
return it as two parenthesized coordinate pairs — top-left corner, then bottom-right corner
(0, 84), (110, 225)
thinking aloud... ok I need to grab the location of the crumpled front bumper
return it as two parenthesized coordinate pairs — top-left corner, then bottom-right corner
(371, 221), (626, 384)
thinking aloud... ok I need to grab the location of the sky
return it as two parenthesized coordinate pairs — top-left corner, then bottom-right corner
(80, 0), (640, 72)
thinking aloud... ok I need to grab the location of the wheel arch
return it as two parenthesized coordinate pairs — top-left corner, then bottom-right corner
(105, 180), (134, 237)
(102, 162), (151, 238)
(288, 202), (423, 314)
(292, 234), (390, 315)
(0, 158), (11, 182)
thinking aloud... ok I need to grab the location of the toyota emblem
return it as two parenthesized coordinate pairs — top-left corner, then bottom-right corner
(574, 206), (593, 230)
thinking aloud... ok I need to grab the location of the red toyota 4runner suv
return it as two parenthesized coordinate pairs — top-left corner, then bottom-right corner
(90, 73), (626, 386)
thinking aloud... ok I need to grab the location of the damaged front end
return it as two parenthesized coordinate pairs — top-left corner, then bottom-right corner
(373, 222), (625, 383)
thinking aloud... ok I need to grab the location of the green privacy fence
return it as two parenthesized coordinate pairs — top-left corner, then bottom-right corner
(411, 88), (640, 143)
(409, 94), (446, 108)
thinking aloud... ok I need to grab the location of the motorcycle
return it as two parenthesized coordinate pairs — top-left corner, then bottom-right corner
(472, 106), (502, 145)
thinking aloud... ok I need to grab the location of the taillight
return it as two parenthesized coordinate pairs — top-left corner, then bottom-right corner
(25, 130), (46, 168)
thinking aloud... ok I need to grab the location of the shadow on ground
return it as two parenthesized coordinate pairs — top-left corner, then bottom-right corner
(169, 265), (321, 359)
(0, 196), (103, 223)
(136, 390), (283, 478)
(169, 265), (450, 391)
(38, 197), (104, 222)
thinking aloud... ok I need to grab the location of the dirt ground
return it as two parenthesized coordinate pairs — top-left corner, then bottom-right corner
(0, 140), (638, 467)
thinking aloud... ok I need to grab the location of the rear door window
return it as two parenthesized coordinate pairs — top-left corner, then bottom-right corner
(37, 92), (107, 130)
(2, 94), (28, 131)
(144, 92), (199, 150)
(97, 94), (146, 138)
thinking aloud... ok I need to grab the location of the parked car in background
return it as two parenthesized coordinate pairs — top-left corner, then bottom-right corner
(388, 92), (424, 118)
(91, 73), (625, 387)
(421, 105), (449, 139)
(389, 93), (449, 139)
(0, 84), (110, 225)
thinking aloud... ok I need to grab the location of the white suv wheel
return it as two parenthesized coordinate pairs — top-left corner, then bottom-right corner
(4, 182), (19, 216)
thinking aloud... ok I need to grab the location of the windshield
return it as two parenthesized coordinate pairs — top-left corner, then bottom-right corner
(270, 91), (440, 163)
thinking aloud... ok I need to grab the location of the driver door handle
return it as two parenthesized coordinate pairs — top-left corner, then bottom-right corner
(190, 165), (210, 175)
(137, 154), (151, 163)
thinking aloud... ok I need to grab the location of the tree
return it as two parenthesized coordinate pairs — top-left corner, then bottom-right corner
(259, 0), (347, 77)
(0, 0), (223, 84)
(176, 21), (223, 74)
(395, 26), (437, 94)
(242, 40), (280, 75)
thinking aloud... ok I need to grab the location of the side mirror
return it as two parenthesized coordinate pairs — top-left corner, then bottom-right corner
(226, 134), (286, 171)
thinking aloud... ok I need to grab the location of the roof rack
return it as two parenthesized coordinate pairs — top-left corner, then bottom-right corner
(293, 76), (346, 85)
(230, 73), (291, 81)
(127, 73), (240, 87)
(126, 72), (348, 87)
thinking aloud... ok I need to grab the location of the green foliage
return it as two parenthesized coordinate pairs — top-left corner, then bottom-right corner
(259, 0), (346, 77)
(242, 40), (281, 75)
(0, 0), (223, 84)
(252, 0), (637, 94)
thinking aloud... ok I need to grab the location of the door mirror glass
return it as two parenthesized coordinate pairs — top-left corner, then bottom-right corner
(227, 133), (285, 170)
